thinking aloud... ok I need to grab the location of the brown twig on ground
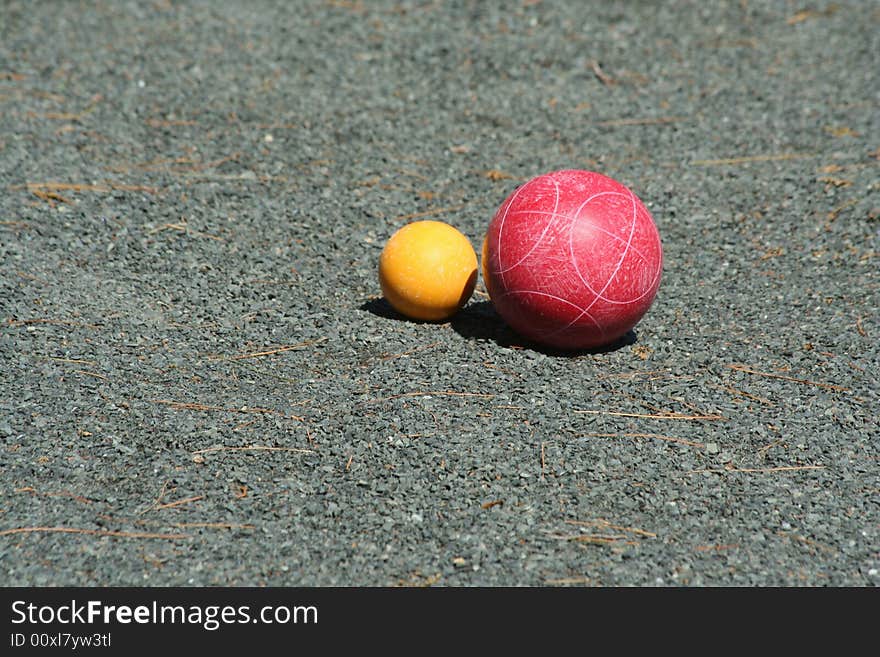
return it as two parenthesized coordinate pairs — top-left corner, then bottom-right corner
(597, 370), (663, 379)
(394, 571), (443, 588)
(190, 445), (315, 456)
(14, 487), (93, 505)
(574, 409), (724, 421)
(547, 518), (655, 547)
(566, 519), (657, 538)
(31, 189), (72, 205)
(757, 438), (787, 457)
(232, 419), (257, 432)
(255, 123), (298, 130)
(12, 486), (92, 504)
(21, 180), (158, 205)
(57, 491), (92, 504)
(30, 95), (102, 122)
(171, 522), (255, 530)
(580, 432), (705, 448)
(545, 575), (592, 585)
(695, 543), (739, 552)
(481, 500), (504, 510)
(550, 533), (632, 545)
(242, 278), (299, 287)
(690, 464), (825, 475)
(6, 318), (99, 329)
(727, 363), (849, 391)
(825, 126), (860, 139)
(776, 531), (837, 554)
(540, 442), (546, 479)
(73, 369), (109, 381)
(22, 182), (104, 192)
(0, 526), (187, 540)
(693, 153), (814, 166)
(368, 390), (494, 403)
(218, 338), (327, 361)
(595, 116), (688, 127)
(483, 169), (518, 181)
(139, 481), (170, 515)
(826, 198), (858, 222)
(46, 356), (98, 365)
(150, 399), (297, 418)
(22, 182), (158, 194)
(145, 118), (198, 127)
(711, 383), (775, 406)
(16, 270), (45, 283)
(787, 9), (825, 24)
(106, 155), (193, 173)
(817, 176), (853, 188)
(589, 59), (615, 85)
(154, 495), (204, 511)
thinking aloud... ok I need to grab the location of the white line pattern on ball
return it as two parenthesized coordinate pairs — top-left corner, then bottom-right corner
(494, 180), (529, 290)
(493, 178), (561, 276)
(574, 188), (638, 312)
(497, 288), (604, 335)
(511, 206), (653, 266)
(541, 189), (639, 339)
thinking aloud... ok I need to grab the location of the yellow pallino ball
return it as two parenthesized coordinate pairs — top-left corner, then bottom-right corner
(379, 220), (478, 321)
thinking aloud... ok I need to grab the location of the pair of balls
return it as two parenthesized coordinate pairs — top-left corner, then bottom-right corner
(378, 169), (663, 350)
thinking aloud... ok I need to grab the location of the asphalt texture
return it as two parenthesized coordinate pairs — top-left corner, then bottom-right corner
(1, 1), (878, 587)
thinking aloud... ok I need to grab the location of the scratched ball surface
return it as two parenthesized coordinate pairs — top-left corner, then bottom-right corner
(379, 220), (478, 321)
(482, 170), (663, 350)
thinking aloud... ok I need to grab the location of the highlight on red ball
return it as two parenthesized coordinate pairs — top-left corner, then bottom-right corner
(482, 169), (662, 351)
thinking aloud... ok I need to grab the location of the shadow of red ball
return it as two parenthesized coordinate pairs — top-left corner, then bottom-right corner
(482, 169), (663, 351)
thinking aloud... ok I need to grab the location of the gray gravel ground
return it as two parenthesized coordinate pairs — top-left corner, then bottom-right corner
(1, 1), (878, 587)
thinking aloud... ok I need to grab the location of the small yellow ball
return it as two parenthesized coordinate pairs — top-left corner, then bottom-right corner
(378, 220), (478, 321)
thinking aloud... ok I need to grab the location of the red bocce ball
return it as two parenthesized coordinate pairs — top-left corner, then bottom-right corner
(482, 169), (663, 350)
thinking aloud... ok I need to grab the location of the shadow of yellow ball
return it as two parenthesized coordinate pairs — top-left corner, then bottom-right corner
(378, 220), (478, 321)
